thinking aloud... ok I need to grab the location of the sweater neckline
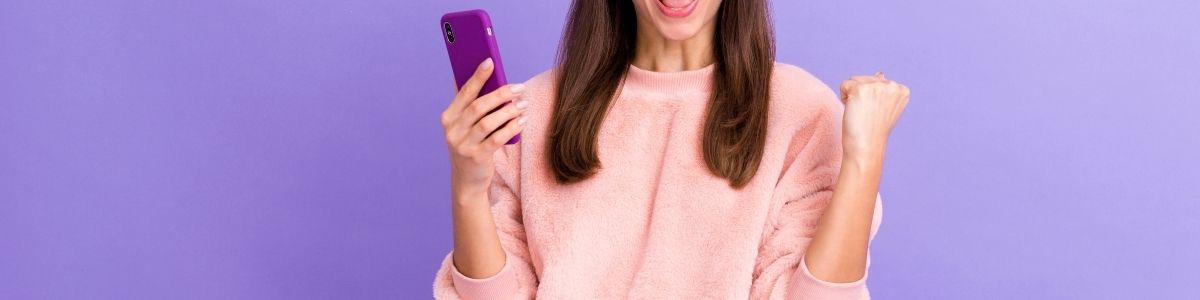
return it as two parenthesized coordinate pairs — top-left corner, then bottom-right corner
(624, 63), (715, 92)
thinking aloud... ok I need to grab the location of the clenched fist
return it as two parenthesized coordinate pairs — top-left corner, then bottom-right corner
(839, 72), (910, 158)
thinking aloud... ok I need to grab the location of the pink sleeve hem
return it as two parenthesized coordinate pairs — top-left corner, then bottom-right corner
(790, 256), (869, 299)
(450, 251), (520, 300)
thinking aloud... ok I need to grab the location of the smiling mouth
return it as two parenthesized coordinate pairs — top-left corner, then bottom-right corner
(656, 0), (698, 18)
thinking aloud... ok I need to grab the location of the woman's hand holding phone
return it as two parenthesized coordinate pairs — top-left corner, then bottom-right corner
(441, 57), (529, 200)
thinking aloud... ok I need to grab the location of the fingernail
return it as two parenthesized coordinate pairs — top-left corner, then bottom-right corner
(514, 99), (529, 109)
(482, 58), (494, 70)
(517, 116), (528, 125)
(510, 83), (526, 93)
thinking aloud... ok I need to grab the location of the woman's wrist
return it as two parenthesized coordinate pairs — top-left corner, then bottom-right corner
(451, 181), (490, 206)
(843, 139), (886, 164)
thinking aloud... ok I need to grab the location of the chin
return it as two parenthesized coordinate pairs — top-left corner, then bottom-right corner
(636, 0), (722, 41)
(655, 23), (708, 41)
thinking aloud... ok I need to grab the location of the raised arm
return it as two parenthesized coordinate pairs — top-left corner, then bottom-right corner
(434, 58), (535, 299)
(804, 72), (909, 283)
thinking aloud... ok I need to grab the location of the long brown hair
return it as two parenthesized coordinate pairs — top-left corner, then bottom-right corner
(548, 0), (774, 188)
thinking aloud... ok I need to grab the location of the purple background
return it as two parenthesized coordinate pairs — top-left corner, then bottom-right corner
(2, 0), (1198, 299)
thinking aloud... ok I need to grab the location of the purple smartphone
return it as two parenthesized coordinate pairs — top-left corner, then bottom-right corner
(440, 9), (520, 145)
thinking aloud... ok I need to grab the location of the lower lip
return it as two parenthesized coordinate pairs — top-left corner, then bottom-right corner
(656, 0), (698, 18)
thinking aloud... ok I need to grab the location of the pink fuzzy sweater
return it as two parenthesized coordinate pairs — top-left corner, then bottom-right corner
(433, 63), (882, 299)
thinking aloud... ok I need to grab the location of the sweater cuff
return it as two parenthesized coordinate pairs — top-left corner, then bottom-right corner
(790, 256), (870, 299)
(450, 251), (520, 300)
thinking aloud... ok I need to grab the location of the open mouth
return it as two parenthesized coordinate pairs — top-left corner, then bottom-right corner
(656, 0), (698, 18)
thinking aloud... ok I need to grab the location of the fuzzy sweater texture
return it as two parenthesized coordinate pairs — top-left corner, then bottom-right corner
(433, 63), (882, 299)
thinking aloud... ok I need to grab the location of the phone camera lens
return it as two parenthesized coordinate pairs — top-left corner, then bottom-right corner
(443, 22), (455, 43)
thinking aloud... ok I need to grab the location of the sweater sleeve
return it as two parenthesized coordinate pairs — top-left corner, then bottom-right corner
(749, 97), (883, 300)
(433, 146), (538, 300)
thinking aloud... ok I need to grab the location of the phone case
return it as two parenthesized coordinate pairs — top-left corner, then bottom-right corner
(441, 9), (520, 145)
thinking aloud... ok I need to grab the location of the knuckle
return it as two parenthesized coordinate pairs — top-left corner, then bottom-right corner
(477, 95), (496, 109)
(490, 134), (507, 145)
(468, 102), (484, 115)
(497, 104), (516, 116)
(454, 146), (472, 158)
(472, 123), (488, 135)
(470, 152), (489, 164)
(494, 127), (515, 142)
(501, 122), (518, 134)
(479, 118), (498, 132)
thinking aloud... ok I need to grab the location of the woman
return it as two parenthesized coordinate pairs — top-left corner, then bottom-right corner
(434, 0), (908, 298)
